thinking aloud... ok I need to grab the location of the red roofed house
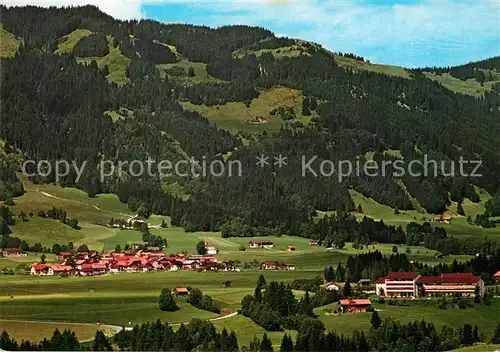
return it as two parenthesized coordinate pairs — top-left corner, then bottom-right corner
(31, 264), (52, 276)
(375, 272), (421, 298)
(338, 299), (372, 313)
(494, 271), (500, 282)
(175, 287), (189, 296)
(287, 245), (296, 251)
(2, 248), (26, 256)
(261, 261), (277, 270)
(416, 273), (485, 297)
(249, 240), (274, 249)
(50, 265), (74, 275)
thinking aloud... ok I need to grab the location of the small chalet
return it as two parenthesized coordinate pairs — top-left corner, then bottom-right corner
(309, 240), (319, 246)
(436, 215), (452, 224)
(325, 282), (340, 291)
(261, 261), (277, 270)
(205, 246), (218, 255)
(175, 287), (189, 296)
(494, 271), (500, 282)
(338, 299), (372, 313)
(249, 240), (274, 249)
(287, 245), (296, 251)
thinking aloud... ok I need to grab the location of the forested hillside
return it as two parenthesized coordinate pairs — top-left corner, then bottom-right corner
(1, 5), (500, 236)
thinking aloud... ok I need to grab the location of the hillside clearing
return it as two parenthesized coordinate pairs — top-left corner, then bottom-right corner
(181, 86), (317, 133)
(0, 320), (105, 342)
(157, 60), (224, 84)
(345, 189), (500, 239)
(424, 71), (500, 97)
(54, 29), (93, 55)
(334, 55), (411, 78)
(0, 26), (20, 58)
(76, 35), (130, 85)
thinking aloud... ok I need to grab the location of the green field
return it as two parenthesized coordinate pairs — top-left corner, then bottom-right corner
(9, 179), (135, 249)
(1, 272), (499, 345)
(233, 43), (311, 60)
(55, 29), (131, 85)
(157, 60), (224, 84)
(0, 271), (310, 323)
(212, 315), (297, 348)
(0, 26), (20, 58)
(334, 55), (411, 78)
(316, 300), (500, 340)
(54, 29), (93, 55)
(76, 35), (131, 85)
(181, 86), (317, 133)
(425, 71), (500, 97)
(0, 320), (106, 342)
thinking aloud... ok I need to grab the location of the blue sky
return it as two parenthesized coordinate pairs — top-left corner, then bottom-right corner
(8, 0), (500, 67)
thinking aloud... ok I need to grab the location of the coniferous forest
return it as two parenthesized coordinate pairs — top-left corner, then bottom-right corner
(1, 5), (500, 238)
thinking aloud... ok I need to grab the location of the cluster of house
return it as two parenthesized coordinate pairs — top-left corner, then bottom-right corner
(247, 239), (319, 249)
(375, 272), (486, 298)
(260, 261), (296, 271)
(0, 248), (27, 257)
(30, 250), (231, 276)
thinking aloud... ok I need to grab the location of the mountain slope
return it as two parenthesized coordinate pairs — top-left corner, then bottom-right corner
(1, 5), (500, 240)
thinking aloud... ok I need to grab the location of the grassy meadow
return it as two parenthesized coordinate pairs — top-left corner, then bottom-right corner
(0, 26), (20, 58)
(181, 86), (317, 133)
(157, 60), (224, 84)
(334, 55), (411, 78)
(54, 29), (93, 55)
(76, 35), (131, 85)
(344, 189), (500, 239)
(0, 320), (107, 342)
(316, 300), (500, 340)
(424, 71), (500, 97)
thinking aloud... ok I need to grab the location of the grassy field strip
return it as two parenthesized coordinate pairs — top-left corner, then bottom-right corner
(54, 29), (93, 55)
(0, 319), (105, 342)
(424, 72), (500, 97)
